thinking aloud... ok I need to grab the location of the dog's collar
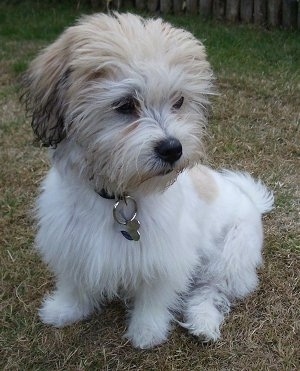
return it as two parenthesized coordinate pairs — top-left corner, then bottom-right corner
(97, 188), (116, 200)
(96, 189), (141, 242)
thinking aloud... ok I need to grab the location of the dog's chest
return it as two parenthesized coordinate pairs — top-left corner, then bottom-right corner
(38, 170), (201, 295)
(70, 192), (199, 294)
(84, 201), (195, 282)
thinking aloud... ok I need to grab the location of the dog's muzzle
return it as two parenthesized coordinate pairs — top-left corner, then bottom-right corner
(155, 137), (182, 165)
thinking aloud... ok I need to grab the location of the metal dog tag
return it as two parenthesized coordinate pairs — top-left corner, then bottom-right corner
(121, 219), (141, 241)
(113, 196), (141, 241)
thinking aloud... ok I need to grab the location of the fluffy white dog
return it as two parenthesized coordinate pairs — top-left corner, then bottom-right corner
(24, 13), (274, 348)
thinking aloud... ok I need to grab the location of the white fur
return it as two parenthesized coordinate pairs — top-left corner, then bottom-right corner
(36, 166), (273, 348)
(25, 13), (274, 348)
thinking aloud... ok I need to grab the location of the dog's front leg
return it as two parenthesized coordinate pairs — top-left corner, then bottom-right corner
(38, 278), (96, 328)
(124, 279), (178, 349)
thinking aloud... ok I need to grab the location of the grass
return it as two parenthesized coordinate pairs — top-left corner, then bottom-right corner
(1, 1), (299, 370)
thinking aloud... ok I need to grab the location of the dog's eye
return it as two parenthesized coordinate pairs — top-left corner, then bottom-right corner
(115, 98), (136, 114)
(172, 96), (184, 110)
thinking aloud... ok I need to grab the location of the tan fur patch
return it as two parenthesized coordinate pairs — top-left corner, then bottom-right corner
(122, 122), (139, 137)
(189, 165), (218, 203)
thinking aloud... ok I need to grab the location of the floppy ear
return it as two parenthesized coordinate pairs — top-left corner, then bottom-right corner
(23, 31), (72, 147)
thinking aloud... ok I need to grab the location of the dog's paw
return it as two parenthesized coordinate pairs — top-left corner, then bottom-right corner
(39, 293), (93, 328)
(184, 317), (221, 343)
(124, 322), (168, 349)
(182, 303), (224, 342)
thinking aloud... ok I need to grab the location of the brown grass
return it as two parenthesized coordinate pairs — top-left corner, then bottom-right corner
(1, 15), (299, 371)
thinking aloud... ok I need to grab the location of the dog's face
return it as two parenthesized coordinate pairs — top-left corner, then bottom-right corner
(24, 13), (213, 195)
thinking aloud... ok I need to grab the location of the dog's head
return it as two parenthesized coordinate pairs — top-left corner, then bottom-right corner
(24, 13), (213, 195)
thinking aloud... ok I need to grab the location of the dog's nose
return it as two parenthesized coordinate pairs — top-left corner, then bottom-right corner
(155, 138), (182, 164)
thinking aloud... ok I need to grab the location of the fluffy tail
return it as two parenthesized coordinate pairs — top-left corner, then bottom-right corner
(222, 170), (274, 214)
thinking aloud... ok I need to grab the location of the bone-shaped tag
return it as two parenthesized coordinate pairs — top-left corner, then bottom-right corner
(121, 219), (140, 241)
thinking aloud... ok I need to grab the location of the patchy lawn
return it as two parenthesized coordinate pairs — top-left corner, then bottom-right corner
(1, 1), (299, 370)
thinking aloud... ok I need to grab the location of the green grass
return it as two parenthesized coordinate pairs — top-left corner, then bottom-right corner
(0, 0), (88, 41)
(1, 1), (299, 370)
(167, 16), (300, 79)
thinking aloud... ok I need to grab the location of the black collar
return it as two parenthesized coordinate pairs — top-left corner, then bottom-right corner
(97, 188), (116, 200)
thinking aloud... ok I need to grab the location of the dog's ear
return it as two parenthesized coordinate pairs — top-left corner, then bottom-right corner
(23, 31), (72, 147)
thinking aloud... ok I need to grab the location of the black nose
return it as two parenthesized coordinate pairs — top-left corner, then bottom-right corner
(155, 137), (182, 164)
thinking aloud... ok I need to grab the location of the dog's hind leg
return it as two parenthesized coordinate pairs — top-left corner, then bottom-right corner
(182, 285), (230, 341)
(183, 217), (264, 341)
(39, 278), (96, 328)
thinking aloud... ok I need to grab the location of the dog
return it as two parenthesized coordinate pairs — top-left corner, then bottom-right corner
(23, 13), (274, 349)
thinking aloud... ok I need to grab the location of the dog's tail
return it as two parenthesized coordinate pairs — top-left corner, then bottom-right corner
(222, 170), (274, 214)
